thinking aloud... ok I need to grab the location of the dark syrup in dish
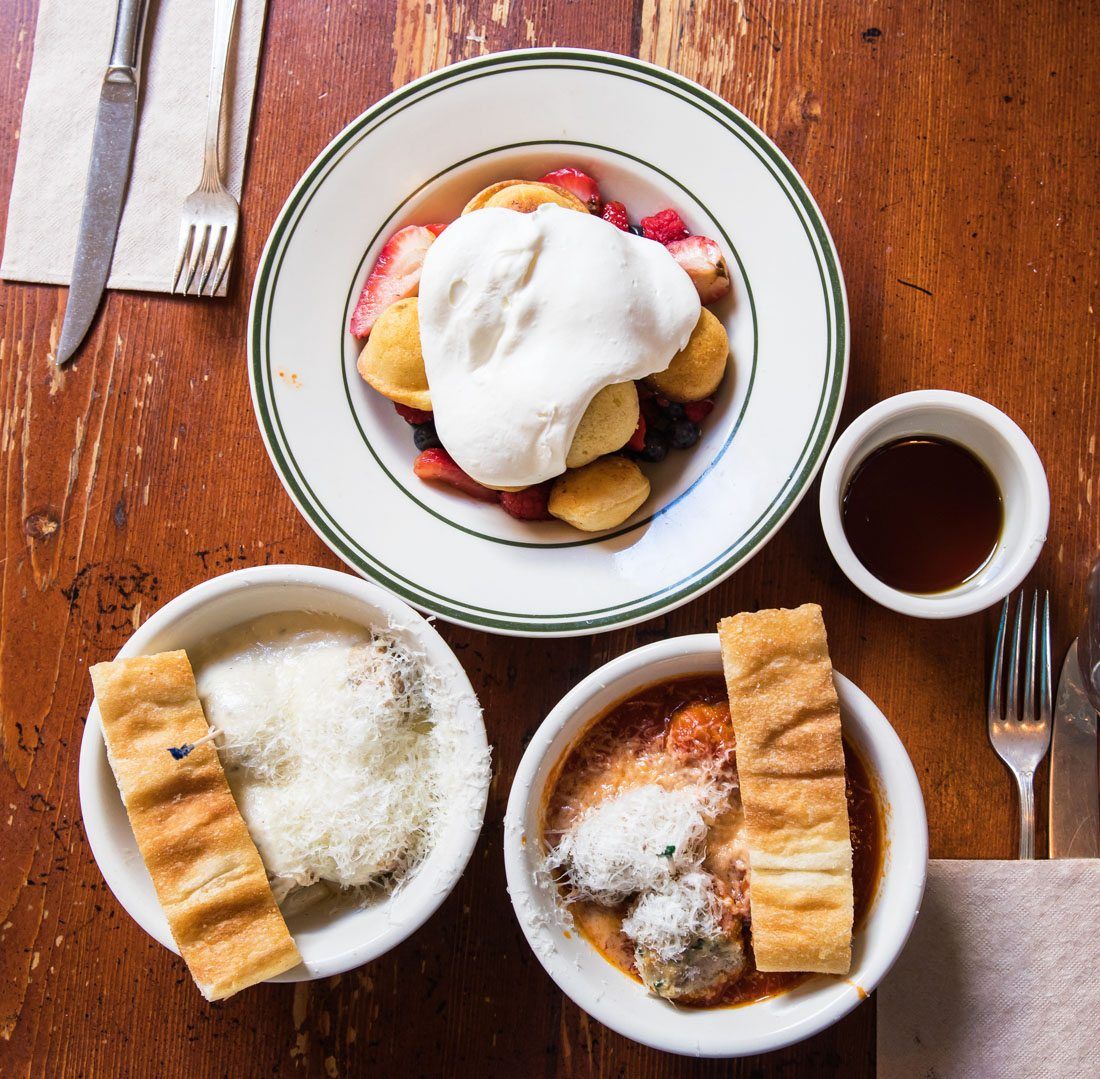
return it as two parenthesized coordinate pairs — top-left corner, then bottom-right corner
(842, 436), (1003, 594)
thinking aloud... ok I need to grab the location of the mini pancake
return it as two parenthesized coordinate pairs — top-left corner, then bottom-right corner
(566, 382), (640, 470)
(462, 179), (588, 215)
(549, 457), (650, 532)
(644, 309), (729, 403)
(356, 298), (431, 410)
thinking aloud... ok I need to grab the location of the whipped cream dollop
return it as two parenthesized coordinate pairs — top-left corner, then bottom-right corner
(417, 203), (701, 488)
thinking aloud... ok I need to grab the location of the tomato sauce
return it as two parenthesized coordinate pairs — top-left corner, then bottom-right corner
(542, 674), (884, 1009)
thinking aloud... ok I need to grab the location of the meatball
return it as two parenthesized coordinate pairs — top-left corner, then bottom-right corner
(666, 700), (736, 763)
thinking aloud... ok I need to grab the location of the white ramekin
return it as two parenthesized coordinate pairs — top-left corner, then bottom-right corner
(818, 390), (1049, 619)
(79, 564), (490, 983)
(503, 635), (927, 1059)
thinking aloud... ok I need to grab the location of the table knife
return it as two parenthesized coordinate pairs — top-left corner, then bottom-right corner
(1078, 556), (1100, 713)
(55, 0), (151, 367)
(1049, 639), (1100, 857)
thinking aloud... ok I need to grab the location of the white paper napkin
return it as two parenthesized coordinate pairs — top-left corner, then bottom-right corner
(1, 0), (268, 294)
(877, 859), (1100, 1079)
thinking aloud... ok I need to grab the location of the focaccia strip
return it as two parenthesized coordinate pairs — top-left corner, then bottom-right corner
(718, 604), (854, 974)
(90, 650), (301, 1000)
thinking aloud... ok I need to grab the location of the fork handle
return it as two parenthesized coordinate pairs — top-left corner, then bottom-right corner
(1014, 770), (1037, 858)
(201, 0), (241, 185)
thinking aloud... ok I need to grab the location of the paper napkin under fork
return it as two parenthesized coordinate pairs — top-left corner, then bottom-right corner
(2, 0), (268, 294)
(877, 858), (1100, 1079)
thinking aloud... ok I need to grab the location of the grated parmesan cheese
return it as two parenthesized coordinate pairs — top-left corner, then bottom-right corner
(192, 612), (488, 899)
(621, 870), (724, 961)
(545, 784), (714, 904)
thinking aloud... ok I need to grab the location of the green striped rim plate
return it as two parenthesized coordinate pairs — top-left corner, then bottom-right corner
(248, 49), (848, 636)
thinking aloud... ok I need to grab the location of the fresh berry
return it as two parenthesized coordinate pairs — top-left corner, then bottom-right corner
(627, 413), (647, 452)
(628, 223), (645, 237)
(640, 209), (689, 245)
(412, 422), (441, 451)
(669, 419), (701, 450)
(662, 401), (685, 422)
(601, 201), (630, 231)
(640, 431), (670, 463)
(536, 167), (602, 213)
(413, 448), (498, 502)
(349, 224), (446, 338)
(499, 482), (553, 520)
(683, 399), (715, 424)
(394, 402), (434, 425)
(666, 235), (731, 304)
(425, 222), (447, 237)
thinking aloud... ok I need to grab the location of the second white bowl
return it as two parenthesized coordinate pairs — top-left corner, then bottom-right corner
(503, 634), (927, 1058)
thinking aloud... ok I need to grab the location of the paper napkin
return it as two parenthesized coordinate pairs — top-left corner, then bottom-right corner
(877, 858), (1100, 1079)
(1, 0), (268, 293)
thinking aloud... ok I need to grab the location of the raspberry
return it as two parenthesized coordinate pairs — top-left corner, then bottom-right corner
(394, 403), (434, 425)
(627, 413), (647, 452)
(601, 201), (630, 231)
(641, 209), (689, 245)
(683, 399), (715, 424)
(499, 482), (553, 520)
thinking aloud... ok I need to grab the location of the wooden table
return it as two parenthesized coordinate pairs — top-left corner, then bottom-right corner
(1, 1), (1096, 1075)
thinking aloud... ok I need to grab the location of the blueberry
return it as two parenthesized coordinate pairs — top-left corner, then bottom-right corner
(669, 419), (701, 450)
(628, 223), (645, 237)
(663, 402), (685, 421)
(413, 423), (441, 451)
(640, 432), (669, 463)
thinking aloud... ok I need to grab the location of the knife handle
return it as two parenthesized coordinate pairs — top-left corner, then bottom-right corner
(107, 0), (151, 84)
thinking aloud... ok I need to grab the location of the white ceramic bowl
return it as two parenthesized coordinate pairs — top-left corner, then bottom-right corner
(819, 390), (1049, 618)
(79, 565), (490, 983)
(504, 634), (927, 1058)
(249, 48), (849, 637)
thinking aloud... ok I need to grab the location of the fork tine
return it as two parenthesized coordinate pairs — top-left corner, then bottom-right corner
(198, 227), (225, 297)
(1039, 590), (1052, 725)
(1023, 590), (1038, 722)
(210, 219), (237, 297)
(989, 596), (1010, 723)
(173, 223), (195, 294)
(1005, 591), (1024, 722)
(183, 225), (210, 296)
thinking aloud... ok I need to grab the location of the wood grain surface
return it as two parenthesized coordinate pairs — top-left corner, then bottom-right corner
(1, 1), (1097, 1075)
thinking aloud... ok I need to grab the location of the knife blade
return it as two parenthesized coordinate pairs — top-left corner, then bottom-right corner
(55, 0), (150, 367)
(1049, 639), (1100, 858)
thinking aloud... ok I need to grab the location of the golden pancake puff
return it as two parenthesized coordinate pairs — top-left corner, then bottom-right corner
(462, 179), (589, 215)
(644, 308), (729, 403)
(566, 382), (641, 470)
(549, 456), (651, 532)
(357, 298), (432, 410)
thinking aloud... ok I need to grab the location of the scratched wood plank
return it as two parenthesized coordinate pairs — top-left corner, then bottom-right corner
(0, 0), (1096, 1076)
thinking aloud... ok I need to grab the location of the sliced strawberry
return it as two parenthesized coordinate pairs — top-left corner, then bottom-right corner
(683, 399), (715, 424)
(601, 201), (630, 231)
(413, 448), (499, 503)
(349, 224), (445, 339)
(499, 482), (553, 520)
(536, 167), (602, 213)
(641, 208), (689, 245)
(627, 412), (647, 452)
(666, 236), (731, 304)
(394, 402), (434, 425)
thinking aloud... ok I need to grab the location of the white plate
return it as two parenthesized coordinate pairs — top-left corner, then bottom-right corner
(249, 48), (848, 636)
(78, 566), (490, 983)
(504, 635), (927, 1057)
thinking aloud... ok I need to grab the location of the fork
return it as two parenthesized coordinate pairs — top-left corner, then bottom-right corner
(987, 590), (1053, 858)
(172, 0), (240, 296)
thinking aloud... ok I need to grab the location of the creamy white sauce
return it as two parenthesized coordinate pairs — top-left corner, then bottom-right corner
(418, 204), (701, 488)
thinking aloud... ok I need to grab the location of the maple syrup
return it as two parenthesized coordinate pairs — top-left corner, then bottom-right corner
(841, 436), (1003, 594)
